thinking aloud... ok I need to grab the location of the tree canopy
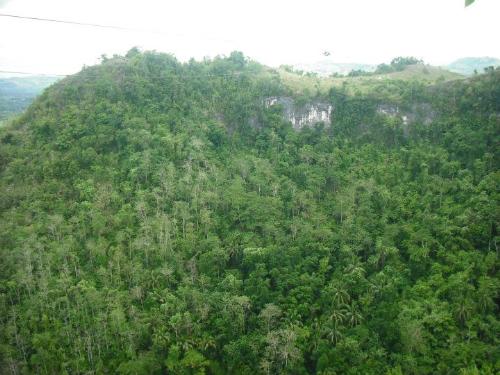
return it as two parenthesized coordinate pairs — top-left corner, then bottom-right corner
(0, 50), (498, 374)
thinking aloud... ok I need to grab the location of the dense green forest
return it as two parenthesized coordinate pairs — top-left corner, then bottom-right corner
(0, 50), (498, 374)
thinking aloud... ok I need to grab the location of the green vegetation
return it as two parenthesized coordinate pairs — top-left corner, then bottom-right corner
(373, 57), (423, 75)
(278, 58), (463, 97)
(0, 50), (499, 374)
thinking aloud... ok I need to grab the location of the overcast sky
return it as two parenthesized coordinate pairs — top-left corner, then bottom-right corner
(0, 0), (499, 76)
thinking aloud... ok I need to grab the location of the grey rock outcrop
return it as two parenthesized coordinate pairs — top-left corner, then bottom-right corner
(265, 96), (333, 129)
(376, 103), (436, 126)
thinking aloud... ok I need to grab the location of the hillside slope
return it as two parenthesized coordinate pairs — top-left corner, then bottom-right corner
(278, 63), (463, 97)
(0, 51), (498, 375)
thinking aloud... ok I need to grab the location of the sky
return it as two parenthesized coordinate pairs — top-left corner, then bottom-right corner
(0, 0), (499, 76)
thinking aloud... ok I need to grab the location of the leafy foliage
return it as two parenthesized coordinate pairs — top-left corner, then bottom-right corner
(375, 57), (424, 75)
(0, 51), (498, 374)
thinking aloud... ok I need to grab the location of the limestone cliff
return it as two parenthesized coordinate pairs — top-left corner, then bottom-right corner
(265, 96), (333, 129)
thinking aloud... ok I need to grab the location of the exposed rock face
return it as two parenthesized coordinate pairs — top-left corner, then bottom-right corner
(409, 103), (437, 125)
(376, 103), (436, 127)
(265, 96), (333, 129)
(264, 97), (436, 133)
(377, 104), (401, 118)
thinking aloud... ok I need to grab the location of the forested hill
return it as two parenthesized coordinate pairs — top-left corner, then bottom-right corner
(0, 50), (499, 375)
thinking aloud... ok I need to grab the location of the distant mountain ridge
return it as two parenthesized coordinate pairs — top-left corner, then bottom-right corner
(293, 57), (500, 77)
(0, 75), (60, 121)
(446, 57), (500, 76)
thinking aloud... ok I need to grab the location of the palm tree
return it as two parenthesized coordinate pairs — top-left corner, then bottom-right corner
(331, 285), (350, 306)
(329, 307), (346, 326)
(345, 304), (363, 327)
(324, 322), (344, 344)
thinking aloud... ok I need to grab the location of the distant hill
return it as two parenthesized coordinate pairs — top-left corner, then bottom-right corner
(292, 59), (469, 80)
(293, 57), (500, 78)
(447, 57), (500, 76)
(0, 75), (60, 122)
(380, 63), (463, 81)
(279, 63), (464, 97)
(293, 60), (377, 77)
